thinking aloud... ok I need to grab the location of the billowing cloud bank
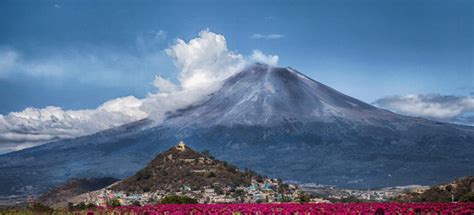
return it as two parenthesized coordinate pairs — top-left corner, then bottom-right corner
(0, 30), (279, 154)
(374, 94), (474, 125)
(0, 96), (147, 152)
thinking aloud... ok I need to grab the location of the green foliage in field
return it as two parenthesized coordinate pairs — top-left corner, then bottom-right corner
(159, 195), (198, 204)
(107, 198), (121, 207)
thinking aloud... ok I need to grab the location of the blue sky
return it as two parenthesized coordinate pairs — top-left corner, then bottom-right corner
(0, 0), (473, 153)
(1, 0), (472, 113)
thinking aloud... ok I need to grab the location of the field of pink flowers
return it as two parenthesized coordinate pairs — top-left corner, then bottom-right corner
(85, 203), (474, 214)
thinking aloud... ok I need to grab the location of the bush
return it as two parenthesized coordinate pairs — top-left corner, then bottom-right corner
(67, 202), (74, 210)
(298, 193), (311, 203)
(75, 202), (87, 210)
(132, 200), (141, 206)
(67, 202), (96, 211)
(213, 185), (224, 195)
(28, 202), (53, 213)
(160, 195), (198, 204)
(205, 171), (216, 178)
(459, 193), (474, 202)
(136, 169), (152, 180)
(107, 198), (121, 207)
(329, 196), (367, 203)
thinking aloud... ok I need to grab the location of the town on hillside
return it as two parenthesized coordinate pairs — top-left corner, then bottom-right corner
(70, 177), (319, 206)
(48, 142), (327, 208)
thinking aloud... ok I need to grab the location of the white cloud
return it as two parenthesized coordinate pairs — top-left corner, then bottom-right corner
(0, 48), (167, 88)
(0, 49), (20, 78)
(153, 75), (178, 93)
(166, 30), (246, 90)
(250, 50), (279, 66)
(0, 96), (148, 153)
(373, 94), (474, 125)
(251, 34), (284, 40)
(141, 30), (252, 120)
(0, 48), (66, 78)
(98, 96), (148, 120)
(0, 30), (280, 154)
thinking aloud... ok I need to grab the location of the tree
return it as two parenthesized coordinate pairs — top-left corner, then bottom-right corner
(446, 185), (454, 202)
(107, 198), (121, 207)
(459, 193), (474, 202)
(75, 202), (87, 210)
(136, 169), (152, 180)
(131, 200), (141, 206)
(148, 197), (157, 204)
(160, 195), (198, 204)
(279, 195), (292, 203)
(214, 186), (224, 195)
(202, 171), (216, 178)
(298, 192), (311, 203)
(67, 202), (74, 210)
(233, 189), (245, 202)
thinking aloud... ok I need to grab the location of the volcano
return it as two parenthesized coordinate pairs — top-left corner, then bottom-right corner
(1, 63), (473, 197)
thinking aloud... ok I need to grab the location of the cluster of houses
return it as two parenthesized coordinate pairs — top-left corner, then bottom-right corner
(72, 178), (323, 206)
(301, 183), (430, 202)
(328, 189), (402, 201)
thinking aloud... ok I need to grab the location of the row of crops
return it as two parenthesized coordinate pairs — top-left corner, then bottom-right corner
(80, 203), (473, 214)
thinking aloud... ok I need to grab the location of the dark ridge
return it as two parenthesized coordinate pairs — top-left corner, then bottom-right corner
(38, 177), (119, 206)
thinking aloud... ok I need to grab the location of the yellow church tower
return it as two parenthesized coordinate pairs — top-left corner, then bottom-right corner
(176, 140), (186, 152)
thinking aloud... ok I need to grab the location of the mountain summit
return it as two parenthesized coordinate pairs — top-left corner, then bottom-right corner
(1, 63), (473, 198)
(111, 141), (259, 193)
(164, 63), (386, 127)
